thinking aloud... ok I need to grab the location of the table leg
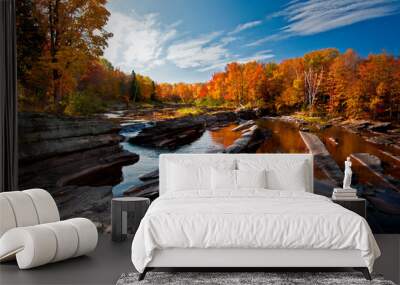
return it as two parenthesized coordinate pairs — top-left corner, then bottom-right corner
(112, 201), (122, 241)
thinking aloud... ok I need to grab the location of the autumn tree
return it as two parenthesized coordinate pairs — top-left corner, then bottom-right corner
(274, 58), (304, 112)
(303, 48), (339, 112)
(327, 49), (360, 115)
(32, 0), (112, 112)
(356, 53), (399, 120)
(225, 63), (245, 106)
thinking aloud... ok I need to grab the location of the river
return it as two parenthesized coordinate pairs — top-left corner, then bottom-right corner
(112, 124), (242, 196)
(113, 117), (400, 233)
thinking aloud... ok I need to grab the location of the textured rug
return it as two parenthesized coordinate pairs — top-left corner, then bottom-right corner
(116, 272), (395, 285)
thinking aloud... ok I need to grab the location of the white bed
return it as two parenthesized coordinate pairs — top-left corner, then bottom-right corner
(131, 154), (380, 280)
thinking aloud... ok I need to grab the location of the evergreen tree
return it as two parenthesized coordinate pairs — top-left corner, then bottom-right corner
(130, 69), (140, 102)
(150, 81), (157, 101)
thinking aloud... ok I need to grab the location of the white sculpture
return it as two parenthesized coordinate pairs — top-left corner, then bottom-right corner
(343, 156), (353, 189)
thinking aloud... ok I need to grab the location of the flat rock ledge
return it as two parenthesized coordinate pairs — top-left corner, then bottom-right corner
(18, 112), (141, 231)
(128, 110), (261, 150)
(225, 125), (269, 153)
(299, 131), (343, 185)
(351, 153), (399, 191)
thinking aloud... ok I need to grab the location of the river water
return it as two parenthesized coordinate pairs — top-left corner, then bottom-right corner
(113, 117), (400, 233)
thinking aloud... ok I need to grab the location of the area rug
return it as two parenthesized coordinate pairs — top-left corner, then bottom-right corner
(116, 272), (395, 285)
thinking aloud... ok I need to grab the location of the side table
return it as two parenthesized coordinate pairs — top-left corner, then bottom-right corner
(332, 197), (366, 218)
(111, 197), (150, 242)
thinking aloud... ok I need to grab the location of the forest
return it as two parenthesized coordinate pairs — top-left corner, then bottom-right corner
(17, 0), (400, 121)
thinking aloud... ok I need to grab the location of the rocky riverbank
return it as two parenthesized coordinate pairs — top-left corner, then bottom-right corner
(19, 112), (139, 230)
(277, 115), (400, 148)
(129, 109), (259, 150)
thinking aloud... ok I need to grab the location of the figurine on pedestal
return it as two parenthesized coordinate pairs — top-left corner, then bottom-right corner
(343, 156), (353, 190)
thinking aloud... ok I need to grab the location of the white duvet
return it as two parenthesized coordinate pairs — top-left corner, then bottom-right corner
(131, 190), (380, 273)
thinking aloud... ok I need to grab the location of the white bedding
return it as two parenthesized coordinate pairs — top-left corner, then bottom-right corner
(131, 190), (380, 273)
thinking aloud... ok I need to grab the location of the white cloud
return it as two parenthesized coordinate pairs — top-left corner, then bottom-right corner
(229, 20), (263, 35)
(166, 32), (230, 69)
(248, 0), (400, 46)
(104, 10), (273, 79)
(104, 10), (178, 72)
(198, 50), (275, 72)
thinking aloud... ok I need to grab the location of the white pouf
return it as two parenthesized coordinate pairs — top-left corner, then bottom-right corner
(0, 189), (98, 269)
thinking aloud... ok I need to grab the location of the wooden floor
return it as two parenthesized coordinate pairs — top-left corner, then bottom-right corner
(1, 234), (398, 285)
(0, 234), (134, 285)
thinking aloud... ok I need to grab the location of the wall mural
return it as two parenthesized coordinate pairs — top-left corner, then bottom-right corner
(17, 0), (399, 233)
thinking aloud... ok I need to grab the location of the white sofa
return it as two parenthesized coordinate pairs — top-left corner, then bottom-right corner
(0, 188), (98, 269)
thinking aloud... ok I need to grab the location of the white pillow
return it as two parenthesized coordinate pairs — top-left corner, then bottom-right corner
(168, 163), (210, 191)
(211, 168), (236, 190)
(237, 169), (267, 189)
(211, 169), (267, 191)
(167, 159), (236, 192)
(238, 158), (308, 191)
(266, 164), (307, 191)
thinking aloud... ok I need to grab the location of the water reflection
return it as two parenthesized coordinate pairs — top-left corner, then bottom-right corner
(209, 124), (242, 148)
(318, 126), (400, 186)
(257, 119), (308, 153)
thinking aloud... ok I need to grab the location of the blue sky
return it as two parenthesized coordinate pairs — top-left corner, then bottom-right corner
(104, 0), (400, 83)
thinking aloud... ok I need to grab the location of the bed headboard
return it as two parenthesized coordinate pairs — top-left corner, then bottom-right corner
(159, 153), (314, 196)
